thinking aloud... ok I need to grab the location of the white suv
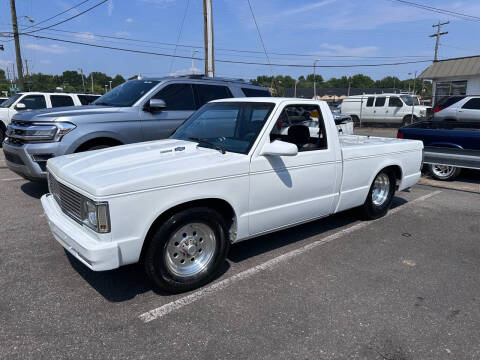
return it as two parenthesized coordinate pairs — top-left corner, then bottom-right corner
(434, 96), (480, 122)
(0, 92), (100, 142)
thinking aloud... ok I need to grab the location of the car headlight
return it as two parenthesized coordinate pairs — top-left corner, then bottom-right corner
(84, 199), (110, 233)
(54, 122), (76, 141)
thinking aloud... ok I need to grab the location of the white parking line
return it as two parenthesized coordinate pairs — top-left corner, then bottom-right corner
(1, 177), (23, 181)
(139, 190), (442, 323)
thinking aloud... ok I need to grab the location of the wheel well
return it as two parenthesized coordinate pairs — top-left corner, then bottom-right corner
(382, 165), (402, 189)
(140, 198), (237, 262)
(0, 121), (6, 132)
(75, 137), (123, 153)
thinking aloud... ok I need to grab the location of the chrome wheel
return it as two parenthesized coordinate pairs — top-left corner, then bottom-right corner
(164, 223), (216, 277)
(431, 164), (456, 179)
(371, 173), (390, 206)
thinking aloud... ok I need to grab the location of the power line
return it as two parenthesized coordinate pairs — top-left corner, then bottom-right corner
(21, 0), (108, 35)
(23, 33), (432, 68)
(168, 0), (190, 74)
(389, 0), (480, 22)
(22, 0), (91, 31)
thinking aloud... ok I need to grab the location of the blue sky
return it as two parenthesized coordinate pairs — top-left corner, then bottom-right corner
(1, 0), (480, 81)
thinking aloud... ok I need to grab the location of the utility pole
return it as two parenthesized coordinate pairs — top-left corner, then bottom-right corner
(91, 73), (94, 93)
(24, 59), (30, 91)
(10, 0), (24, 90)
(191, 49), (199, 75)
(203, 0), (214, 77)
(429, 21), (449, 62)
(78, 68), (86, 93)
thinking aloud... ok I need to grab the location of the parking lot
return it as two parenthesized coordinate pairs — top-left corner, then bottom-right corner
(1, 149), (479, 359)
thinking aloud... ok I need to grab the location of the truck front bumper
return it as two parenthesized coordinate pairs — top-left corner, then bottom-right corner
(41, 193), (120, 271)
(2, 139), (61, 181)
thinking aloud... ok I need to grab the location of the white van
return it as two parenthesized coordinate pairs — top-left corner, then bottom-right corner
(340, 93), (431, 126)
(0, 92), (100, 142)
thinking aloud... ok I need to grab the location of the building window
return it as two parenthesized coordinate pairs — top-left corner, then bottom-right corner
(435, 80), (467, 104)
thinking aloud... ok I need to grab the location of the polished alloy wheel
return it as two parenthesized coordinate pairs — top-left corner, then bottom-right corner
(431, 165), (456, 179)
(371, 173), (390, 206)
(164, 223), (216, 277)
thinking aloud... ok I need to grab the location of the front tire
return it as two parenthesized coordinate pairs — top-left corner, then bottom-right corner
(0, 124), (5, 147)
(428, 164), (461, 181)
(360, 169), (396, 220)
(144, 207), (230, 293)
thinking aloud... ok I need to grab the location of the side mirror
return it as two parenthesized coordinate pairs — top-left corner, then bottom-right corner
(15, 102), (26, 110)
(147, 98), (166, 112)
(260, 140), (298, 157)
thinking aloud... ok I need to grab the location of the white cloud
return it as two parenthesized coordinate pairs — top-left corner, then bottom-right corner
(24, 43), (68, 54)
(125, 18), (133, 23)
(74, 32), (96, 41)
(276, 0), (337, 17)
(107, 0), (114, 16)
(115, 31), (131, 37)
(316, 43), (379, 57)
(168, 67), (201, 76)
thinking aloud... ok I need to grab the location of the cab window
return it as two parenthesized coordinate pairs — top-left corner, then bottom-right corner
(270, 104), (327, 152)
(366, 97), (374, 107)
(388, 97), (403, 107)
(50, 95), (74, 107)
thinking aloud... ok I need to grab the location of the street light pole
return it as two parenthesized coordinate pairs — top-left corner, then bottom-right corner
(191, 49), (199, 75)
(294, 80), (299, 98)
(78, 68), (86, 93)
(313, 59), (320, 99)
(109, 80), (112, 91)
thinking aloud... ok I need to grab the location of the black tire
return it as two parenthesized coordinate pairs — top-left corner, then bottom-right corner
(0, 127), (5, 148)
(360, 169), (396, 220)
(350, 115), (360, 126)
(402, 115), (417, 127)
(144, 207), (230, 293)
(427, 164), (461, 181)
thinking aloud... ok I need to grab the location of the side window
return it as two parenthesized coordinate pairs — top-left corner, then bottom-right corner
(78, 95), (100, 105)
(375, 97), (386, 107)
(153, 83), (195, 110)
(20, 95), (47, 110)
(462, 98), (480, 110)
(194, 84), (233, 108)
(242, 88), (271, 97)
(50, 95), (75, 107)
(366, 97), (374, 107)
(269, 104), (327, 152)
(388, 97), (403, 107)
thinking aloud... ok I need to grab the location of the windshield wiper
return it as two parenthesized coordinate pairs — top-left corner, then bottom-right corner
(94, 101), (112, 106)
(188, 137), (226, 154)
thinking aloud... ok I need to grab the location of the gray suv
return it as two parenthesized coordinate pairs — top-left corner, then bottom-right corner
(2, 76), (270, 181)
(434, 96), (480, 121)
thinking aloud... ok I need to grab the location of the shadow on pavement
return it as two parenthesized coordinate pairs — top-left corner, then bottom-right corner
(65, 195), (408, 302)
(21, 181), (49, 199)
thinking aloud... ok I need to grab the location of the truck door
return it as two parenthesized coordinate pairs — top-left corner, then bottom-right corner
(373, 96), (387, 122)
(459, 98), (480, 121)
(248, 103), (338, 235)
(140, 83), (196, 141)
(387, 96), (403, 123)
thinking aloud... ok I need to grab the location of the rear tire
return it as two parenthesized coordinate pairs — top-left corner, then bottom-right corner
(350, 115), (360, 126)
(144, 207), (230, 293)
(360, 169), (396, 220)
(0, 126), (5, 148)
(427, 164), (461, 181)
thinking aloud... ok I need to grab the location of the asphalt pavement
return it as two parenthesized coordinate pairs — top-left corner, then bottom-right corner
(1, 151), (479, 360)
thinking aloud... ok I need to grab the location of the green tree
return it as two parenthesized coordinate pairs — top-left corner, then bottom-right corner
(111, 74), (125, 88)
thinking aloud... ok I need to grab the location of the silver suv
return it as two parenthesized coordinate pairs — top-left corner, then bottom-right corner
(434, 96), (480, 121)
(2, 76), (270, 181)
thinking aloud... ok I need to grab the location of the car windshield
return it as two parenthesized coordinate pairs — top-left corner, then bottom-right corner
(0, 93), (22, 108)
(92, 80), (159, 107)
(171, 101), (275, 154)
(400, 95), (420, 106)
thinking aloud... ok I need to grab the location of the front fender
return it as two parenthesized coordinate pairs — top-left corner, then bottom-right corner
(66, 130), (127, 153)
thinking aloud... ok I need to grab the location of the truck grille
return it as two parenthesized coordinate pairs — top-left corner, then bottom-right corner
(48, 173), (84, 223)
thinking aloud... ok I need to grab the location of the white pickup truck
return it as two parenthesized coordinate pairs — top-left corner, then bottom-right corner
(41, 98), (423, 292)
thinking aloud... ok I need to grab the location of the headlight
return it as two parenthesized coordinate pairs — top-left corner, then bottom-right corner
(6, 121), (76, 142)
(53, 122), (76, 141)
(83, 200), (110, 233)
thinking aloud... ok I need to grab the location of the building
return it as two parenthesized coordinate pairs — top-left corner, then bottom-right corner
(420, 55), (480, 105)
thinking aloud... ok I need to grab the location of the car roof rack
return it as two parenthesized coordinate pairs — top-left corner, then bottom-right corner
(173, 74), (252, 84)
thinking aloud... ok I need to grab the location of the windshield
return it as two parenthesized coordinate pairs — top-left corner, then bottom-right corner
(171, 101), (275, 154)
(400, 95), (420, 106)
(0, 93), (22, 108)
(93, 80), (159, 107)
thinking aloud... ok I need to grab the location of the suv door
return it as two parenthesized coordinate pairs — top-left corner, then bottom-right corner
(140, 83), (196, 141)
(373, 96), (387, 122)
(362, 96), (375, 122)
(459, 97), (480, 121)
(387, 96), (403, 122)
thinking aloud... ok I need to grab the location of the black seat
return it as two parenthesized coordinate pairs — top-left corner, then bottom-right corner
(287, 125), (317, 151)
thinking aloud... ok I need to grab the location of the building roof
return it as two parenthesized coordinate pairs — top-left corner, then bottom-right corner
(420, 56), (480, 79)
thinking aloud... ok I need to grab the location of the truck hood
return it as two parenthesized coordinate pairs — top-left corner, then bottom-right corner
(12, 105), (126, 123)
(47, 139), (248, 197)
